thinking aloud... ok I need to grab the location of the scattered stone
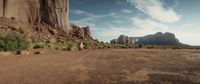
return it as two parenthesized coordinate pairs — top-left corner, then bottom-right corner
(21, 51), (30, 55)
(69, 47), (79, 51)
(16, 51), (21, 55)
(34, 51), (45, 54)
(79, 42), (84, 50)
(0, 52), (12, 56)
(16, 51), (30, 55)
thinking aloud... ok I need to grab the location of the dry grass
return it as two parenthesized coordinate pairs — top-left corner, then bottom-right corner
(0, 49), (200, 84)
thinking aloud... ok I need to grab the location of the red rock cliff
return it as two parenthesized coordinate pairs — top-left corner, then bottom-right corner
(0, 0), (70, 31)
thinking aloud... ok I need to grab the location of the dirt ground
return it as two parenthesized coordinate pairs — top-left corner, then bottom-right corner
(0, 49), (200, 84)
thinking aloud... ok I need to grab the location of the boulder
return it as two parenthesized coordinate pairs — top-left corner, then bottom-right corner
(69, 47), (79, 51)
(16, 51), (30, 55)
(34, 51), (45, 54)
(79, 42), (84, 50)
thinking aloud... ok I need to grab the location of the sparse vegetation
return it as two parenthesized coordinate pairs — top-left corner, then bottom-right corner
(54, 42), (68, 50)
(33, 42), (45, 49)
(147, 45), (154, 49)
(138, 44), (143, 48)
(71, 42), (78, 48)
(44, 43), (55, 49)
(0, 32), (31, 51)
(83, 41), (91, 49)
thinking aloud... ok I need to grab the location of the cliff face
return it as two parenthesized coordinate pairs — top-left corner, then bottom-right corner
(0, 0), (70, 31)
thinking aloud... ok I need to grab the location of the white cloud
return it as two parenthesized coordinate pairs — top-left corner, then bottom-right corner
(131, 17), (168, 32)
(121, 9), (133, 13)
(71, 10), (93, 16)
(127, 0), (181, 23)
(71, 10), (117, 26)
(182, 24), (192, 29)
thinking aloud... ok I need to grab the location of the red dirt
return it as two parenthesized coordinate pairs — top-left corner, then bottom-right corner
(0, 49), (200, 84)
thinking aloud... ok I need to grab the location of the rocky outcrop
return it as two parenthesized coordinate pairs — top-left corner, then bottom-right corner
(70, 23), (92, 40)
(118, 35), (128, 44)
(0, 0), (70, 31)
(111, 32), (181, 45)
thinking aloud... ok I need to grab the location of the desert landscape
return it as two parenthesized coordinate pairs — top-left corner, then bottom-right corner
(0, 49), (200, 84)
(0, 0), (200, 84)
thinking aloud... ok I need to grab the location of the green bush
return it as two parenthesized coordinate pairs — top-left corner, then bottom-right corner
(45, 43), (55, 49)
(54, 42), (68, 50)
(71, 42), (78, 48)
(0, 38), (5, 51)
(33, 42), (45, 49)
(0, 33), (31, 51)
(83, 41), (91, 49)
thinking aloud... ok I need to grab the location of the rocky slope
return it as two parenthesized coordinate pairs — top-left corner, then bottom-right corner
(0, 0), (93, 43)
(0, 17), (92, 43)
(0, 0), (70, 31)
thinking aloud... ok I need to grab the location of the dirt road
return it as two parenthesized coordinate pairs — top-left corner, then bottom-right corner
(0, 49), (200, 84)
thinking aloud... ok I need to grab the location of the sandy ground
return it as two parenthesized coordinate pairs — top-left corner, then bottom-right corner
(0, 49), (200, 84)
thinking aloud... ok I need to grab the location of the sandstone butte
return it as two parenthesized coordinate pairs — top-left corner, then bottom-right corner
(0, 0), (70, 31)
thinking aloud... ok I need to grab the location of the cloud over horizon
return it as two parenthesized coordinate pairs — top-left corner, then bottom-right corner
(127, 0), (181, 23)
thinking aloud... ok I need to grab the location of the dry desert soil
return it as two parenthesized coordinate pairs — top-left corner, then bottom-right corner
(0, 49), (200, 84)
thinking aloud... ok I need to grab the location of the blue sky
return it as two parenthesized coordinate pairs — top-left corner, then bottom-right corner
(69, 0), (200, 45)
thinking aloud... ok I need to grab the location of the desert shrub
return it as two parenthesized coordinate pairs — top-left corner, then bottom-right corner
(54, 42), (68, 50)
(173, 46), (181, 49)
(0, 33), (31, 51)
(0, 38), (5, 51)
(120, 45), (128, 49)
(71, 42), (78, 48)
(44, 43), (55, 49)
(33, 42), (45, 49)
(111, 44), (128, 49)
(138, 44), (143, 48)
(147, 45), (154, 49)
(83, 41), (91, 49)
(94, 39), (99, 43)
(68, 41), (79, 51)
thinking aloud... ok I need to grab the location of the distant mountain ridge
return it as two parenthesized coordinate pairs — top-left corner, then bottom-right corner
(111, 32), (182, 45)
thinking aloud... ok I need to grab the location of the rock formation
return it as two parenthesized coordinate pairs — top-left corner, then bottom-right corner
(0, 0), (70, 31)
(0, 0), (93, 42)
(70, 23), (92, 40)
(118, 35), (128, 44)
(111, 32), (181, 45)
(137, 32), (181, 45)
